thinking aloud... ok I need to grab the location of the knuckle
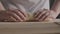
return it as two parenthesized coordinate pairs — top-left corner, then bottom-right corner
(46, 12), (49, 16)
(34, 12), (41, 18)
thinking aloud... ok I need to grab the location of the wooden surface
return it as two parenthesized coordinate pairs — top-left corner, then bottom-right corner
(0, 19), (60, 34)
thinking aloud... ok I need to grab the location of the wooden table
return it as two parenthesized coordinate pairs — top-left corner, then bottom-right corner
(0, 19), (60, 34)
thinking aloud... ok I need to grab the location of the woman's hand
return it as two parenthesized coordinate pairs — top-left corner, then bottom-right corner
(34, 9), (56, 21)
(0, 9), (28, 22)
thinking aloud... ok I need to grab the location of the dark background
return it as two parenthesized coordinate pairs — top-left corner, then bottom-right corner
(50, 0), (60, 18)
(50, 0), (55, 8)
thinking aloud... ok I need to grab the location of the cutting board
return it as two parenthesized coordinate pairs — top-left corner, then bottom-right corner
(0, 19), (60, 34)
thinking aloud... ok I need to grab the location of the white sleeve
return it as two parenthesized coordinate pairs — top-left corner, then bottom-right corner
(0, 0), (17, 10)
(41, 0), (50, 10)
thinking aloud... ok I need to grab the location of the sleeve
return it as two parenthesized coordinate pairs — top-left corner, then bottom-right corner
(0, 0), (18, 10)
(41, 0), (50, 10)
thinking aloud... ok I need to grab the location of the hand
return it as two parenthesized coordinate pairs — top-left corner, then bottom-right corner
(34, 9), (56, 21)
(0, 9), (28, 22)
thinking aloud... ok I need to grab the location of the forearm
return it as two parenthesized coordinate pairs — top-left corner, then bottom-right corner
(51, 0), (60, 13)
(51, 0), (60, 18)
(0, 2), (5, 10)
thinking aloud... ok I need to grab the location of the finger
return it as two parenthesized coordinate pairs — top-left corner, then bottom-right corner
(7, 10), (24, 20)
(39, 11), (50, 21)
(0, 11), (10, 21)
(4, 16), (17, 22)
(9, 9), (27, 20)
(10, 9), (27, 17)
(42, 11), (50, 21)
(18, 9), (27, 17)
(8, 11), (23, 22)
(36, 10), (47, 20)
(34, 9), (47, 18)
(17, 9), (27, 20)
(1, 10), (25, 22)
(0, 11), (21, 22)
(34, 10), (42, 18)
